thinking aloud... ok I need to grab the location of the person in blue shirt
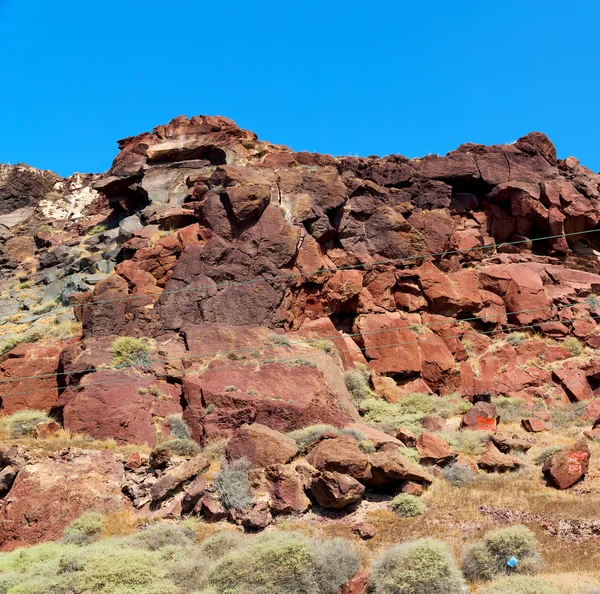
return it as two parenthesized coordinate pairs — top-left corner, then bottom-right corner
(507, 556), (519, 574)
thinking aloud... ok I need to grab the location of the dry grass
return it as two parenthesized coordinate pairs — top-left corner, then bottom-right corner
(7, 428), (152, 456)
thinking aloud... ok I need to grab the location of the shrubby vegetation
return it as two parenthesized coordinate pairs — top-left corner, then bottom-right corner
(344, 366), (373, 407)
(152, 438), (201, 458)
(440, 429), (491, 456)
(562, 336), (583, 356)
(371, 539), (464, 594)
(0, 517), (361, 594)
(205, 532), (360, 594)
(110, 336), (152, 368)
(359, 393), (458, 434)
(214, 458), (253, 510)
(0, 410), (52, 439)
(390, 494), (426, 517)
(479, 575), (560, 594)
(63, 512), (106, 545)
(167, 415), (192, 440)
(462, 525), (542, 582)
(441, 462), (477, 486)
(534, 446), (561, 466)
(494, 397), (531, 424)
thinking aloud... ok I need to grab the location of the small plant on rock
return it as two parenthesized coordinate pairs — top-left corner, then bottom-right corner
(534, 446), (561, 466)
(506, 332), (527, 346)
(390, 494), (426, 517)
(167, 415), (191, 440)
(344, 366), (372, 407)
(110, 336), (152, 368)
(214, 457), (253, 510)
(562, 336), (583, 356)
(153, 438), (201, 458)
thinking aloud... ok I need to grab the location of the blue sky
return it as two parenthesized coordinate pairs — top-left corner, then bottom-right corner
(1, 1), (599, 177)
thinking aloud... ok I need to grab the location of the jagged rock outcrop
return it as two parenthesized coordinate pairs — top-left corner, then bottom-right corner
(2, 115), (600, 546)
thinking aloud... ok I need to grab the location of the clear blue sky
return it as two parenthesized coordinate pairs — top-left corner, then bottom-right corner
(1, 1), (599, 177)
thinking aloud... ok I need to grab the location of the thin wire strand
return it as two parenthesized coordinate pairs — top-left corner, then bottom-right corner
(2, 310), (597, 399)
(0, 299), (593, 384)
(1, 228), (597, 321)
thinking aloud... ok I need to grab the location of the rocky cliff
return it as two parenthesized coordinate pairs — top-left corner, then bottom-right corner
(1, 115), (600, 552)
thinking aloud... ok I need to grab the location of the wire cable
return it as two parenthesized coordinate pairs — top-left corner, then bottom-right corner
(2, 309), (598, 399)
(0, 299), (594, 384)
(1, 228), (598, 322)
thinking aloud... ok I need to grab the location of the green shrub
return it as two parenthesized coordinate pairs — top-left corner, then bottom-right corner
(70, 546), (178, 594)
(441, 462), (477, 486)
(403, 447), (420, 463)
(371, 538), (465, 594)
(563, 336), (583, 356)
(309, 339), (335, 353)
(64, 512), (106, 545)
(87, 222), (110, 235)
(287, 425), (337, 449)
(110, 336), (152, 368)
(267, 333), (291, 346)
(202, 531), (247, 559)
(462, 525), (541, 582)
(167, 415), (191, 440)
(494, 397), (530, 424)
(441, 430), (491, 456)
(0, 335), (23, 357)
(284, 358), (317, 368)
(166, 549), (211, 593)
(506, 332), (527, 346)
(390, 494), (426, 517)
(344, 367), (372, 407)
(214, 458), (253, 510)
(153, 438), (201, 459)
(479, 575), (559, 594)
(311, 538), (361, 594)
(205, 532), (359, 594)
(0, 410), (52, 438)
(534, 446), (561, 466)
(550, 402), (587, 427)
(128, 524), (196, 551)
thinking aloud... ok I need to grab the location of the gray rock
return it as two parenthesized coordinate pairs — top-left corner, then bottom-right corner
(119, 215), (143, 240)
(0, 207), (35, 229)
(140, 164), (196, 205)
(94, 260), (115, 274)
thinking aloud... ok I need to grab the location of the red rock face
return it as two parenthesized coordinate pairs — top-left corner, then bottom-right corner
(60, 371), (182, 446)
(0, 451), (130, 550)
(0, 343), (65, 415)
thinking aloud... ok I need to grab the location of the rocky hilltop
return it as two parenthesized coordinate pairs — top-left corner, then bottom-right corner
(1, 116), (600, 590)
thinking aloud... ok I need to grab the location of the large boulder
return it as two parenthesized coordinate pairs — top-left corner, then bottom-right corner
(367, 449), (432, 489)
(477, 442), (522, 473)
(416, 432), (456, 465)
(0, 451), (130, 550)
(309, 471), (365, 509)
(226, 423), (298, 468)
(543, 440), (590, 489)
(460, 401), (498, 432)
(306, 434), (370, 480)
